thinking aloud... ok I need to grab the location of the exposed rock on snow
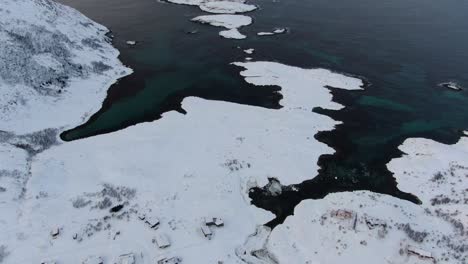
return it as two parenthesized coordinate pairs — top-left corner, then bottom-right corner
(264, 133), (468, 264)
(236, 226), (278, 264)
(0, 0), (131, 134)
(192, 14), (251, 39)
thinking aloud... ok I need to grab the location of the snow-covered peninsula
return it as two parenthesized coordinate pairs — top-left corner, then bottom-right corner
(0, 0), (131, 134)
(263, 133), (468, 264)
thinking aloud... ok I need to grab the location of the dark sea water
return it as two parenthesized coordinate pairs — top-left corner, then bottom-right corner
(58, 0), (468, 226)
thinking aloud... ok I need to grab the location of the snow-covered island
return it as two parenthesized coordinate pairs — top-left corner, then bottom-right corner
(192, 14), (252, 39)
(166, 0), (263, 40)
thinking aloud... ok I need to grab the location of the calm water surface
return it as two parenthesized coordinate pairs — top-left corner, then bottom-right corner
(58, 0), (468, 225)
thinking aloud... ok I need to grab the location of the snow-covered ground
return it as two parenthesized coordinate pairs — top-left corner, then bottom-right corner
(0, 0), (131, 134)
(262, 132), (468, 264)
(167, 0), (264, 40)
(3, 1), (465, 264)
(0, 59), (364, 263)
(192, 14), (252, 39)
(199, 1), (257, 14)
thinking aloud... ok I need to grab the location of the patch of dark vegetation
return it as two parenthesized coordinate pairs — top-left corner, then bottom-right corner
(100, 183), (136, 202)
(1, 24), (89, 96)
(431, 195), (456, 206)
(400, 223), (428, 243)
(0, 245), (8, 263)
(431, 172), (444, 182)
(82, 37), (103, 49)
(72, 197), (92, 208)
(435, 209), (465, 236)
(95, 197), (113, 210)
(92, 61), (112, 73)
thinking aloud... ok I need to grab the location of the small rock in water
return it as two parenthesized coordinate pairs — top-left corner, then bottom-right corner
(126, 40), (137, 46)
(440, 81), (463, 91)
(266, 178), (282, 196)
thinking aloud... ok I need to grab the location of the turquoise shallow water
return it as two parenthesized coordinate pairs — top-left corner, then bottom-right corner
(57, 0), (468, 224)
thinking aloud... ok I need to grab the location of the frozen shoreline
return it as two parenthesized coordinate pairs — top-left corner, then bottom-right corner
(261, 132), (468, 264)
(2, 0), (464, 264)
(0, 0), (131, 135)
(0, 60), (364, 263)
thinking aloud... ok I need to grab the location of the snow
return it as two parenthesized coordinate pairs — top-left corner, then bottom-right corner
(257, 28), (288, 36)
(167, 0), (256, 39)
(439, 81), (463, 91)
(262, 133), (468, 264)
(243, 48), (255, 54)
(219, 28), (246, 39)
(192, 14), (252, 29)
(199, 1), (257, 14)
(0, 0), (132, 134)
(192, 14), (252, 39)
(166, 0), (205, 6)
(0, 58), (364, 263)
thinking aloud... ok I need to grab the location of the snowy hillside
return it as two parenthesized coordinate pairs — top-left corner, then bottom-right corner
(0, 0), (131, 134)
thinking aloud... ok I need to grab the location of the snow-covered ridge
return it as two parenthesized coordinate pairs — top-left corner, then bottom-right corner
(0, 0), (132, 134)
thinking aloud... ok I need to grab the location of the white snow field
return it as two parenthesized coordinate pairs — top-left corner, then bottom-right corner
(167, 0), (259, 40)
(0, 61), (364, 263)
(0, 0), (131, 134)
(4, 0), (465, 264)
(200, 1), (257, 14)
(264, 132), (468, 264)
(192, 14), (252, 39)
